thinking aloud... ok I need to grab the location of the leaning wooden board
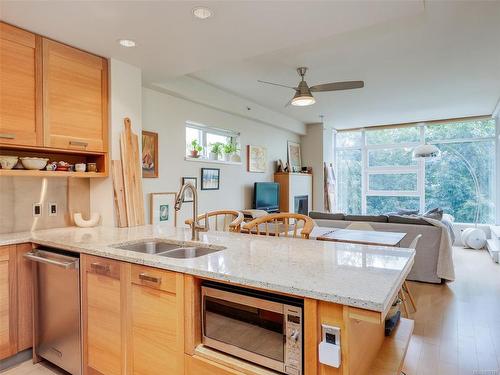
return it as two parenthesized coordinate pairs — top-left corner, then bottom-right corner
(120, 118), (145, 226)
(111, 159), (128, 228)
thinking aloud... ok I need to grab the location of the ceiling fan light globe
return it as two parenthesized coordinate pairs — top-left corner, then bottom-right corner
(291, 95), (315, 106)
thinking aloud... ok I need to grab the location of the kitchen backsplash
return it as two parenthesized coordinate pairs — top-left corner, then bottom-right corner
(0, 177), (90, 234)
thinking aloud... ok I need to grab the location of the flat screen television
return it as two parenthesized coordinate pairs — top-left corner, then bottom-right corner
(253, 182), (280, 212)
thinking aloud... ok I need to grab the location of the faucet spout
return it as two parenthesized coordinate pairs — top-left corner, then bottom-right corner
(175, 183), (206, 241)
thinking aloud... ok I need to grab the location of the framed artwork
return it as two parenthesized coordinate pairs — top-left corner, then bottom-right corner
(201, 168), (220, 190)
(247, 145), (267, 173)
(181, 177), (197, 202)
(287, 141), (302, 172)
(150, 192), (177, 226)
(142, 131), (158, 178)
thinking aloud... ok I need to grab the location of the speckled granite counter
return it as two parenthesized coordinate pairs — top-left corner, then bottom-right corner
(0, 225), (414, 313)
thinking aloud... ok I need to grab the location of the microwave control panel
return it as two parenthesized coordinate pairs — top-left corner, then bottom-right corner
(284, 305), (303, 375)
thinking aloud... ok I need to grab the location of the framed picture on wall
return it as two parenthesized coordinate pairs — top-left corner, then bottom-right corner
(181, 177), (197, 202)
(142, 131), (159, 178)
(247, 145), (267, 173)
(287, 141), (301, 172)
(201, 168), (220, 190)
(150, 192), (177, 226)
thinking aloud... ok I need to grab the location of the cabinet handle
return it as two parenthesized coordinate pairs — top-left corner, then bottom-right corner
(90, 262), (110, 274)
(139, 273), (162, 285)
(0, 133), (16, 139)
(69, 141), (88, 148)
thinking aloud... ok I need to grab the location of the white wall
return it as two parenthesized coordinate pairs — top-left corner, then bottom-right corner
(142, 87), (300, 224)
(90, 59), (142, 226)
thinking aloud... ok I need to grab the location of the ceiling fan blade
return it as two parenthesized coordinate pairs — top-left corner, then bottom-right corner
(258, 80), (297, 90)
(310, 81), (364, 92)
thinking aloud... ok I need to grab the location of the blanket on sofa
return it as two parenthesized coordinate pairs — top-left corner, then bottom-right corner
(421, 217), (455, 281)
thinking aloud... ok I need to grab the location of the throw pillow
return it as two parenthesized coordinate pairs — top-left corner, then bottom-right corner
(424, 207), (443, 221)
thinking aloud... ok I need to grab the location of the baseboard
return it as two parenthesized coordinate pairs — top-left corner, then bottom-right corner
(0, 349), (33, 371)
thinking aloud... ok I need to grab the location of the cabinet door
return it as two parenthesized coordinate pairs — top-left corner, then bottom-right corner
(130, 265), (184, 375)
(0, 246), (17, 360)
(82, 255), (124, 375)
(43, 39), (108, 152)
(0, 22), (42, 146)
(16, 243), (33, 352)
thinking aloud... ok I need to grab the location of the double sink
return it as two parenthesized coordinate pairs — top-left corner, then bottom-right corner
(111, 239), (225, 259)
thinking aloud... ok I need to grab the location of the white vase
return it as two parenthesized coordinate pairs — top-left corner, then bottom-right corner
(209, 152), (219, 160)
(223, 153), (231, 162)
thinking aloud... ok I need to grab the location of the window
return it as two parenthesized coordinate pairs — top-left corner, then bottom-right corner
(334, 118), (496, 224)
(185, 122), (240, 162)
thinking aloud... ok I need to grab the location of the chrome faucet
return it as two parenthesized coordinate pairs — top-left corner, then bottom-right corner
(175, 183), (208, 241)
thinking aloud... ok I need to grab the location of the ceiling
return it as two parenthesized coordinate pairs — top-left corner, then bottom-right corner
(2, 1), (499, 130)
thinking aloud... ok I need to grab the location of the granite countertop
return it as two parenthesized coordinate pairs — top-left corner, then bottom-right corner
(0, 225), (414, 312)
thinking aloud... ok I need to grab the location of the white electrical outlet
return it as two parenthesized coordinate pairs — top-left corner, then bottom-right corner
(48, 203), (58, 216)
(33, 203), (42, 217)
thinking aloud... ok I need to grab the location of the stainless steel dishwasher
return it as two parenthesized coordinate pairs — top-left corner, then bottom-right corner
(25, 248), (82, 375)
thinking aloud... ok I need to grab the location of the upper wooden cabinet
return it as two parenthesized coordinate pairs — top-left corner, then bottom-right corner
(43, 39), (108, 152)
(0, 23), (42, 146)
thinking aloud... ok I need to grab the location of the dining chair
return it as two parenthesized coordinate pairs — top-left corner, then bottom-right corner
(241, 213), (315, 239)
(399, 234), (421, 316)
(185, 210), (244, 232)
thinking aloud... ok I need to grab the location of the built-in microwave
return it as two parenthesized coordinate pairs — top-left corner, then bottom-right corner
(201, 281), (303, 375)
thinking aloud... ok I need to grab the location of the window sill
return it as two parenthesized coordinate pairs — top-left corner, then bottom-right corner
(184, 157), (242, 166)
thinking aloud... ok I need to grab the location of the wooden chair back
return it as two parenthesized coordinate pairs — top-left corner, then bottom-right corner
(185, 210), (244, 232)
(241, 213), (314, 239)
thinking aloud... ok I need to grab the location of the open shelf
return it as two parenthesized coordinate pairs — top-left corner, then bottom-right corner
(370, 318), (414, 375)
(0, 169), (106, 178)
(0, 144), (108, 178)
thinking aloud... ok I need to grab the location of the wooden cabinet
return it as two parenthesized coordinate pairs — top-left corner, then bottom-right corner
(0, 22), (42, 146)
(0, 245), (17, 360)
(16, 244), (33, 351)
(43, 39), (108, 152)
(82, 255), (125, 375)
(129, 265), (184, 375)
(81, 257), (185, 375)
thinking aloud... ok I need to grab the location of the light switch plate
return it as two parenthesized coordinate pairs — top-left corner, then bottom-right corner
(48, 202), (57, 216)
(33, 203), (42, 217)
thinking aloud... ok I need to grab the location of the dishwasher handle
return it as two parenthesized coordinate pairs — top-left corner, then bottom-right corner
(24, 251), (79, 269)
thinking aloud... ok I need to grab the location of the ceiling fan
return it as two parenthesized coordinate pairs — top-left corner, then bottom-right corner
(258, 67), (364, 107)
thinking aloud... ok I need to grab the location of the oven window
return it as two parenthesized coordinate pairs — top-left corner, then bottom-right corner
(204, 296), (284, 362)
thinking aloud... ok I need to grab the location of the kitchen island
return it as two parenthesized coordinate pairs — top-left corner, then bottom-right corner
(0, 225), (415, 375)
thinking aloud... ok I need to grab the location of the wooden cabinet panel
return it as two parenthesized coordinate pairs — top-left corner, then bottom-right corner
(0, 246), (17, 360)
(43, 39), (108, 152)
(16, 243), (33, 351)
(0, 22), (42, 146)
(82, 255), (124, 375)
(130, 275), (184, 375)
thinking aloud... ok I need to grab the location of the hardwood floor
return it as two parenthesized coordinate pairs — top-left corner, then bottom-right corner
(3, 247), (499, 375)
(403, 247), (500, 375)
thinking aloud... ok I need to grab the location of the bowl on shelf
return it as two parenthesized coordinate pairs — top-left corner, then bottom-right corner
(20, 157), (49, 170)
(0, 155), (19, 170)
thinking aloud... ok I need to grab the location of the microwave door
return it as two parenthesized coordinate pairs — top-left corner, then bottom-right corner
(202, 287), (286, 372)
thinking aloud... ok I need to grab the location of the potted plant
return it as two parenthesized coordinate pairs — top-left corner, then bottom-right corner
(209, 142), (224, 160)
(189, 139), (203, 158)
(223, 142), (239, 161)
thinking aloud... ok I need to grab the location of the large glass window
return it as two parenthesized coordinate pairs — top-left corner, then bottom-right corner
(185, 122), (240, 161)
(334, 118), (496, 223)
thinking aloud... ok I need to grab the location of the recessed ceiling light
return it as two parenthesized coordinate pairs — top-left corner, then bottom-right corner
(118, 39), (136, 48)
(192, 6), (213, 20)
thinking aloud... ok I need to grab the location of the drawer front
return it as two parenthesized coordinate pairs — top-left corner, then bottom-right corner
(131, 264), (177, 294)
(185, 355), (244, 375)
(85, 255), (120, 279)
(49, 134), (104, 153)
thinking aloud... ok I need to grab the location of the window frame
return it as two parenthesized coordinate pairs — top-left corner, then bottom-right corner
(185, 121), (241, 162)
(334, 117), (496, 222)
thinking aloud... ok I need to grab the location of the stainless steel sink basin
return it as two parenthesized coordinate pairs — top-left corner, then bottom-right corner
(158, 247), (221, 259)
(111, 240), (182, 254)
(110, 239), (225, 258)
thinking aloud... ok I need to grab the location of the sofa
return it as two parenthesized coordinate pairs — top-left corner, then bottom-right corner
(309, 211), (444, 283)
